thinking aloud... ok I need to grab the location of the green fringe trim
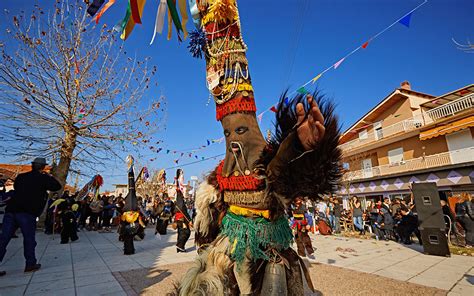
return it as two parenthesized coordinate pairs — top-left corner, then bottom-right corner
(221, 212), (293, 265)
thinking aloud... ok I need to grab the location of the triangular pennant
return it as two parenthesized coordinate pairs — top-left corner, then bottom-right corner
(361, 41), (369, 49)
(296, 87), (308, 94)
(311, 73), (322, 84)
(257, 113), (264, 123)
(284, 97), (290, 106)
(398, 13), (412, 28)
(270, 106), (278, 113)
(166, 149), (170, 154)
(207, 140), (211, 146)
(333, 57), (345, 69)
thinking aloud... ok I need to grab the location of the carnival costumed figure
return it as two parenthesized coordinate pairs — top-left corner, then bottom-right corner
(50, 198), (79, 244)
(119, 156), (146, 255)
(174, 169), (192, 253)
(290, 197), (314, 258)
(177, 1), (342, 295)
(155, 193), (174, 235)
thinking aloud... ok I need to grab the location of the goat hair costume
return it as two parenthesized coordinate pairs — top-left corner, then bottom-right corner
(178, 1), (342, 295)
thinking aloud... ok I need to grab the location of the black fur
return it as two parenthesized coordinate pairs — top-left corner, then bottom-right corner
(263, 90), (342, 202)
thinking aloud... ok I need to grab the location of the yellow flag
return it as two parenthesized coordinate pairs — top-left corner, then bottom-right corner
(311, 73), (322, 84)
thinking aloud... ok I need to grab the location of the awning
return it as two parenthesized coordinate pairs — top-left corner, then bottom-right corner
(420, 115), (474, 140)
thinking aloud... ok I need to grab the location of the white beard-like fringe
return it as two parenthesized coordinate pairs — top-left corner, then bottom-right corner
(179, 236), (232, 296)
(193, 181), (219, 238)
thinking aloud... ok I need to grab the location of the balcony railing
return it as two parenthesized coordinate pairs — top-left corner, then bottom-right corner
(425, 94), (474, 122)
(339, 94), (474, 153)
(342, 147), (474, 182)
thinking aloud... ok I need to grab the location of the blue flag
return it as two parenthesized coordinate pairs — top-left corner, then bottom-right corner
(399, 13), (412, 28)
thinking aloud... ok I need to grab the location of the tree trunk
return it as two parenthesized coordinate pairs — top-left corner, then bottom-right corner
(52, 128), (78, 187)
(38, 128), (77, 228)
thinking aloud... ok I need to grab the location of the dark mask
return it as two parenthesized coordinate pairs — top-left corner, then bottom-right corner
(221, 112), (267, 177)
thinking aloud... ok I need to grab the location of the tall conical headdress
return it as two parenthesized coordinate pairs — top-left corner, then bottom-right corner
(198, 0), (257, 121)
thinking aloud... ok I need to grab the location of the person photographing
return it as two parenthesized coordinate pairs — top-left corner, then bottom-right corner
(0, 158), (61, 276)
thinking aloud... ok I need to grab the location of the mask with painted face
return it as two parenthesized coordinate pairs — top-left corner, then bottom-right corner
(221, 112), (266, 177)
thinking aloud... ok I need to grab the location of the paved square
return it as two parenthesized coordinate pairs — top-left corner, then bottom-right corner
(0, 228), (472, 295)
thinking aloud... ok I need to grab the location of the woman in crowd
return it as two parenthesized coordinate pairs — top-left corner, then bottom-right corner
(351, 197), (365, 234)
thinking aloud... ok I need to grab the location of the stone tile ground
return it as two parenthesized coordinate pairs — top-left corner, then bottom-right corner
(0, 228), (472, 295)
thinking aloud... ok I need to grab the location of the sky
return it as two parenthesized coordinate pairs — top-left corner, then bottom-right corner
(1, 0), (473, 191)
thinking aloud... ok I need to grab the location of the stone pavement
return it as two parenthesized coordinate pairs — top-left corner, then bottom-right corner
(0, 228), (472, 296)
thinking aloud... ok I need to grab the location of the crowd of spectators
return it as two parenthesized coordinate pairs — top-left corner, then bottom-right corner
(300, 192), (473, 248)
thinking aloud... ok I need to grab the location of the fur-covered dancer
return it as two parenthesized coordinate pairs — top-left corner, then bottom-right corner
(176, 0), (342, 295)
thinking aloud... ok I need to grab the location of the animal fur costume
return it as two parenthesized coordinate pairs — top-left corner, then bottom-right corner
(178, 1), (342, 295)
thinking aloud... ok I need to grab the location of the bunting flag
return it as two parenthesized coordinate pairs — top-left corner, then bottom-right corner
(178, 0), (189, 39)
(398, 13), (412, 28)
(270, 106), (278, 113)
(361, 41), (369, 49)
(333, 57), (345, 69)
(284, 97), (290, 106)
(297, 87), (308, 94)
(150, 0), (168, 44)
(166, 149), (170, 154)
(120, 0), (147, 40)
(167, 0), (183, 40)
(257, 113), (264, 123)
(87, 0), (106, 17)
(117, 2), (132, 35)
(130, 0), (143, 24)
(94, 0), (116, 24)
(311, 73), (322, 84)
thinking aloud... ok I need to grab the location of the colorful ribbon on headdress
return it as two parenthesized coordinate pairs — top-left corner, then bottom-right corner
(94, 0), (116, 24)
(150, 0), (168, 44)
(121, 0), (147, 40)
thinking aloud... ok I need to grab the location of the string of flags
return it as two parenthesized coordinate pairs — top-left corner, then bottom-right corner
(83, 0), (429, 168)
(144, 136), (225, 163)
(255, 0), (428, 124)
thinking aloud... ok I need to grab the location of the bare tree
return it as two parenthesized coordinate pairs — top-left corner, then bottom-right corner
(0, 1), (166, 185)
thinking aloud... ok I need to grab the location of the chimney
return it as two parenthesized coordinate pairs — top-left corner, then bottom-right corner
(400, 81), (411, 90)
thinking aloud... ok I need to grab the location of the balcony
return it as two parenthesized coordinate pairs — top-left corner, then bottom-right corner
(342, 147), (474, 182)
(339, 94), (474, 153)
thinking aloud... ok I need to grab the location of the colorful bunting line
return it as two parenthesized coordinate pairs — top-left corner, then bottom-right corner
(252, 0), (428, 120)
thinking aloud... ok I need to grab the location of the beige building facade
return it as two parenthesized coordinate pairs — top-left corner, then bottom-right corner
(338, 82), (474, 204)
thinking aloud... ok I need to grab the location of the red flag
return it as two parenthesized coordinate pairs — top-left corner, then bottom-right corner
(270, 106), (278, 113)
(130, 0), (142, 24)
(361, 41), (369, 49)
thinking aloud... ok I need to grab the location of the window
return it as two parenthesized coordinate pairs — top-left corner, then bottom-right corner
(359, 130), (368, 140)
(388, 147), (404, 164)
(374, 121), (383, 140)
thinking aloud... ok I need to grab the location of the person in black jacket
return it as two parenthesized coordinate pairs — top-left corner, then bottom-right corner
(0, 158), (61, 276)
(455, 193), (473, 247)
